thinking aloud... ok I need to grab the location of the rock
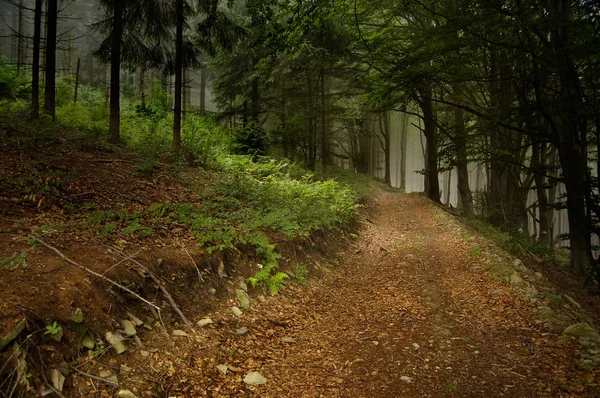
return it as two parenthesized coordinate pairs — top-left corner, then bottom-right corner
(239, 281), (248, 292)
(218, 260), (226, 278)
(209, 288), (217, 295)
(81, 335), (95, 349)
(565, 295), (583, 309)
(100, 369), (118, 383)
(236, 327), (249, 336)
(244, 371), (267, 385)
(156, 258), (164, 267)
(72, 308), (84, 323)
(400, 376), (412, 383)
(509, 272), (524, 284)
(140, 350), (150, 357)
(127, 312), (144, 326)
(50, 369), (65, 391)
(121, 320), (137, 336)
(281, 336), (296, 343)
(0, 317), (26, 351)
(54, 362), (68, 378)
(513, 259), (522, 267)
(236, 289), (251, 309)
(216, 364), (228, 375)
(535, 272), (543, 279)
(524, 284), (539, 299)
(105, 332), (127, 354)
(197, 318), (213, 327)
(491, 289), (504, 295)
(412, 343), (420, 350)
(231, 306), (243, 316)
(117, 390), (138, 398)
(49, 327), (63, 342)
(564, 323), (600, 343)
(120, 364), (132, 376)
(172, 330), (187, 337)
(258, 295), (266, 303)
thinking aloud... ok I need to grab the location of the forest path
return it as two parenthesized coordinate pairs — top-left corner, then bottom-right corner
(246, 190), (574, 397)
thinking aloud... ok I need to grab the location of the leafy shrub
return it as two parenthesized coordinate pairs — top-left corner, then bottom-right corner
(232, 122), (267, 159)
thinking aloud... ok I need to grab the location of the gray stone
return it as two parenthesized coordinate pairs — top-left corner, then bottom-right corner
(281, 336), (296, 343)
(117, 390), (138, 398)
(0, 318), (26, 351)
(105, 332), (127, 354)
(120, 364), (132, 376)
(525, 284), (539, 299)
(209, 288), (217, 295)
(172, 330), (187, 337)
(216, 364), (228, 375)
(509, 272), (524, 285)
(236, 289), (251, 309)
(81, 335), (95, 349)
(140, 350), (150, 357)
(244, 371), (267, 385)
(126, 312), (144, 326)
(239, 281), (248, 292)
(231, 306), (243, 316)
(50, 369), (65, 391)
(236, 327), (249, 336)
(513, 259), (522, 267)
(258, 295), (266, 303)
(535, 272), (543, 279)
(99, 369), (118, 383)
(121, 320), (137, 336)
(49, 327), (63, 342)
(400, 376), (412, 383)
(58, 361), (70, 376)
(197, 318), (213, 327)
(72, 308), (84, 323)
(563, 323), (600, 343)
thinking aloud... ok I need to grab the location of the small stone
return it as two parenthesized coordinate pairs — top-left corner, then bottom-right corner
(239, 281), (248, 292)
(0, 317), (26, 351)
(121, 320), (137, 336)
(120, 364), (132, 376)
(216, 364), (228, 375)
(156, 258), (164, 267)
(143, 324), (153, 331)
(58, 361), (70, 376)
(231, 306), (243, 316)
(209, 288), (217, 295)
(509, 272), (524, 284)
(72, 308), (84, 323)
(492, 289), (504, 295)
(172, 330), (187, 337)
(535, 272), (543, 279)
(117, 390), (138, 398)
(244, 371), (267, 385)
(281, 336), (296, 343)
(412, 343), (420, 349)
(197, 318), (213, 327)
(564, 323), (600, 343)
(127, 312), (144, 326)
(140, 350), (150, 357)
(105, 332), (127, 354)
(258, 295), (266, 303)
(236, 327), (249, 336)
(513, 259), (522, 267)
(50, 369), (65, 391)
(400, 376), (412, 383)
(100, 369), (118, 383)
(81, 335), (95, 350)
(236, 289), (251, 309)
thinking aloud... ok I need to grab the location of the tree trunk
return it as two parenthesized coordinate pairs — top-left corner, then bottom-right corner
(108, 0), (123, 144)
(74, 58), (80, 103)
(16, 1), (23, 77)
(44, 0), (58, 120)
(172, 0), (184, 154)
(31, 0), (42, 119)
(455, 107), (474, 217)
(419, 86), (440, 203)
(200, 66), (206, 111)
(140, 69), (146, 106)
(320, 64), (327, 179)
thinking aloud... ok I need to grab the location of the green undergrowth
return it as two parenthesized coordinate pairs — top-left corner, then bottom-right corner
(461, 217), (569, 268)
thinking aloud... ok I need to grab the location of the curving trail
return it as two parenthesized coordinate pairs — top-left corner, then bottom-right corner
(252, 191), (578, 397)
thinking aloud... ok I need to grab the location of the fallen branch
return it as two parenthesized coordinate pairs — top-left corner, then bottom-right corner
(69, 364), (119, 386)
(114, 249), (196, 334)
(29, 235), (160, 311)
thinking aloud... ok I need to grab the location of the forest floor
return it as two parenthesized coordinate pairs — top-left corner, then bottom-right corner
(167, 190), (600, 397)
(2, 136), (600, 397)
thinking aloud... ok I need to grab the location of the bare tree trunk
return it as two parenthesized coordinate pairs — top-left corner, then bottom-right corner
(44, 0), (58, 120)
(419, 86), (440, 203)
(74, 58), (80, 103)
(140, 69), (146, 106)
(200, 66), (206, 111)
(455, 107), (474, 216)
(108, 0), (123, 144)
(320, 63), (327, 179)
(172, 0), (184, 154)
(16, 0), (23, 77)
(31, 0), (42, 119)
